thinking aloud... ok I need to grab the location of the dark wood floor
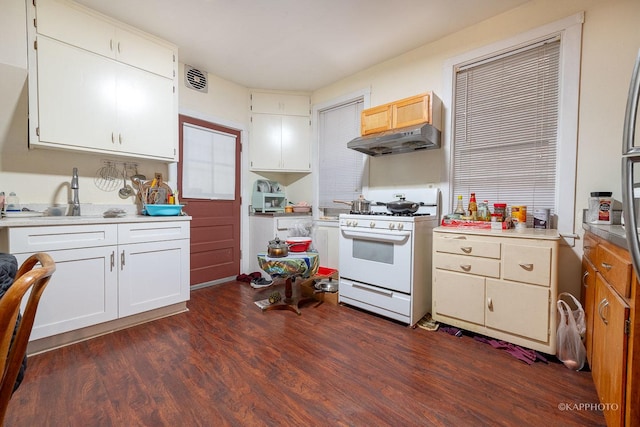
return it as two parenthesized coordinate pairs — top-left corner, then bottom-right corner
(5, 280), (605, 426)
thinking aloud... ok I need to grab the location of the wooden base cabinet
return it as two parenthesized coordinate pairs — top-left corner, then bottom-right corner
(432, 227), (559, 354)
(582, 230), (637, 427)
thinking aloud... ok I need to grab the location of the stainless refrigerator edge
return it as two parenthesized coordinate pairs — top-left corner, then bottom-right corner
(622, 48), (640, 276)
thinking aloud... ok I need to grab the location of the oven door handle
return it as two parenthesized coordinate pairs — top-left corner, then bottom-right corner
(340, 228), (410, 243)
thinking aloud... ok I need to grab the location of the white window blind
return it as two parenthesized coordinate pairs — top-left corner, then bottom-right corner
(452, 38), (560, 224)
(182, 123), (236, 200)
(318, 99), (365, 208)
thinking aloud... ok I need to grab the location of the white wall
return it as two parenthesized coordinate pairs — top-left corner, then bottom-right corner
(0, 0), (250, 209)
(311, 0), (640, 296)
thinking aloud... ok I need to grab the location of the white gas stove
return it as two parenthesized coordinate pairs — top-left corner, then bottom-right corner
(338, 188), (440, 325)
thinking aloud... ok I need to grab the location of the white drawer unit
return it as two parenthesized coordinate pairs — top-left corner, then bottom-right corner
(432, 227), (560, 354)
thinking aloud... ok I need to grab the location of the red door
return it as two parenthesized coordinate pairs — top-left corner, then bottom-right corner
(178, 114), (241, 286)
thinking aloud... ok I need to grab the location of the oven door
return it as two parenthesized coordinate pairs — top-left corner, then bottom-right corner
(339, 227), (412, 293)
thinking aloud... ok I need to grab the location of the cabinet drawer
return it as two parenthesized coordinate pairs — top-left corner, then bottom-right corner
(434, 253), (500, 278)
(7, 224), (117, 253)
(117, 221), (189, 244)
(597, 243), (632, 298)
(583, 232), (598, 264)
(503, 244), (552, 286)
(433, 270), (485, 325)
(434, 234), (501, 258)
(339, 279), (410, 317)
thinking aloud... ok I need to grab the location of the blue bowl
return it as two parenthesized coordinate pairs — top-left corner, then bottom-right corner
(143, 204), (184, 216)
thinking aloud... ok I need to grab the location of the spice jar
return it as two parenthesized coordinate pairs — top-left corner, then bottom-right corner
(493, 203), (507, 222)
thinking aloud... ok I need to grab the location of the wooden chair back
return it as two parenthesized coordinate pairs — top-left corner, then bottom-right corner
(0, 253), (55, 426)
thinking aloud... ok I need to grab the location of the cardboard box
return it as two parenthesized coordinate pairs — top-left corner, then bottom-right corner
(299, 277), (339, 305)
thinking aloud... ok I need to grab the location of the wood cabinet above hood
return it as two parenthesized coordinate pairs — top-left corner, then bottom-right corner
(348, 92), (442, 156)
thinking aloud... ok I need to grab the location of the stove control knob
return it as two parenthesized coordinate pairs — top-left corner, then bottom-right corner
(346, 220), (352, 227)
(398, 223), (404, 231)
(370, 221), (376, 228)
(388, 223), (395, 230)
(352, 220), (358, 227)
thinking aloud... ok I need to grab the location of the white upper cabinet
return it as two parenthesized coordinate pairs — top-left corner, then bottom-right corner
(251, 92), (310, 116)
(250, 92), (311, 172)
(28, 0), (178, 161)
(35, 0), (175, 78)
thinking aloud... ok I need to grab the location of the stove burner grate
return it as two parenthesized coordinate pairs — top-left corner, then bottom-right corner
(348, 211), (432, 217)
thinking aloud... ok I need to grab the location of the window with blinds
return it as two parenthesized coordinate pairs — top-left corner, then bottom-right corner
(452, 38), (560, 224)
(318, 99), (365, 212)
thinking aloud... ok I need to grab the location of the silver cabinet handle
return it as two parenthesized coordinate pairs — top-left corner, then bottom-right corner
(120, 250), (125, 270)
(460, 264), (471, 272)
(598, 298), (609, 325)
(582, 271), (589, 287)
(110, 251), (115, 272)
(601, 262), (612, 271)
(461, 246), (472, 253)
(519, 263), (534, 271)
(487, 297), (493, 310)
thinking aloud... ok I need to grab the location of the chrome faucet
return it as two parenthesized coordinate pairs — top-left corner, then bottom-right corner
(69, 167), (81, 216)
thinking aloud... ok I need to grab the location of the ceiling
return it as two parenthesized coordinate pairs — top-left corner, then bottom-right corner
(75, 0), (529, 92)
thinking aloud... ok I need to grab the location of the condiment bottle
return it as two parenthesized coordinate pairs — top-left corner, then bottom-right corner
(468, 193), (477, 220)
(477, 201), (489, 221)
(454, 195), (465, 215)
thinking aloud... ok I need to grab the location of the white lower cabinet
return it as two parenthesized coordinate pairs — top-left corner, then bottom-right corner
(14, 245), (118, 341)
(432, 227), (559, 354)
(1, 220), (190, 342)
(118, 238), (189, 317)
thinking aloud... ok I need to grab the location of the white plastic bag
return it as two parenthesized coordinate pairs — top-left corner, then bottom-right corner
(558, 292), (586, 339)
(556, 294), (587, 371)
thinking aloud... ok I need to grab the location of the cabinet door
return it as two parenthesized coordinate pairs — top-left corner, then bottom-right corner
(433, 269), (485, 325)
(582, 256), (597, 364)
(281, 115), (311, 171)
(250, 114), (283, 170)
(36, 37), (116, 151)
(392, 93), (431, 129)
(17, 246), (118, 341)
(36, 0), (115, 59)
(118, 239), (190, 317)
(485, 279), (550, 342)
(361, 104), (392, 135)
(116, 62), (176, 160)
(251, 92), (309, 116)
(114, 27), (175, 78)
(592, 274), (629, 427)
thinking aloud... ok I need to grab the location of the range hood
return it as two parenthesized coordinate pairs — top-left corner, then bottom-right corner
(347, 123), (441, 156)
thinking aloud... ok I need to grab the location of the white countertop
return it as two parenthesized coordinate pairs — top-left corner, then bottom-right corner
(434, 225), (561, 240)
(0, 214), (191, 228)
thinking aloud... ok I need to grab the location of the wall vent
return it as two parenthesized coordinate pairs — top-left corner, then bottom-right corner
(184, 65), (208, 93)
